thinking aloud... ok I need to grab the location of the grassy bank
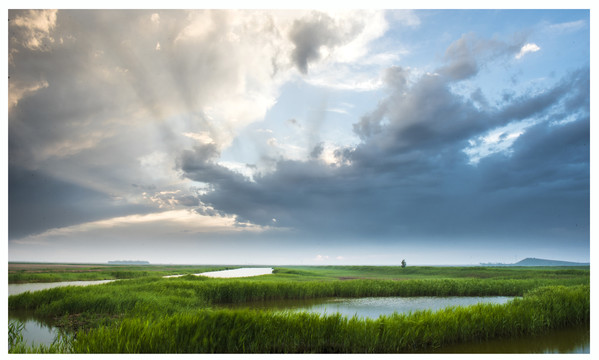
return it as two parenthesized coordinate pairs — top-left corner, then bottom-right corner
(15, 285), (587, 353)
(8, 265), (590, 353)
(8, 263), (234, 284)
(9, 263), (590, 283)
(9, 274), (589, 318)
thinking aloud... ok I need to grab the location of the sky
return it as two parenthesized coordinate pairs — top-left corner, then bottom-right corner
(6, 7), (592, 265)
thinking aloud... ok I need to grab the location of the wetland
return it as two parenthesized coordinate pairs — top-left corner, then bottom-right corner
(8, 263), (590, 353)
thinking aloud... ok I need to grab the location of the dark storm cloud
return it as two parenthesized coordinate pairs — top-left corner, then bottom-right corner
(309, 142), (324, 159)
(178, 66), (589, 241)
(289, 11), (363, 74)
(9, 166), (154, 239)
(354, 69), (490, 156)
(7, 10), (291, 238)
(480, 115), (589, 193)
(463, 117), (589, 240)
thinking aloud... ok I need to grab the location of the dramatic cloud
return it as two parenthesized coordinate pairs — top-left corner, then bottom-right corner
(177, 60), (589, 242)
(9, 10), (589, 264)
(9, 10), (385, 237)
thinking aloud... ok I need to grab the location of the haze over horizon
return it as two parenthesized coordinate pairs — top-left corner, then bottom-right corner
(8, 9), (590, 265)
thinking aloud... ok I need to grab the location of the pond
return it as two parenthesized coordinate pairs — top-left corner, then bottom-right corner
(163, 267), (274, 278)
(8, 280), (116, 296)
(220, 296), (515, 319)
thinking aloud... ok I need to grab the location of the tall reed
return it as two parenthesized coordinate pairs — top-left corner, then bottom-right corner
(9, 275), (589, 319)
(69, 285), (589, 353)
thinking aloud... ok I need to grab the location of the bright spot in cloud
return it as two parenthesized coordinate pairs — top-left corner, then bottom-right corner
(463, 120), (536, 165)
(183, 132), (215, 144)
(15, 209), (269, 245)
(515, 43), (540, 59)
(218, 161), (255, 180)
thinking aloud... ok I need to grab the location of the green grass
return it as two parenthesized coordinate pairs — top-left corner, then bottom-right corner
(10, 263), (590, 284)
(7, 264), (590, 354)
(61, 285), (589, 353)
(8, 264), (235, 284)
(272, 265), (590, 281)
(9, 272), (589, 318)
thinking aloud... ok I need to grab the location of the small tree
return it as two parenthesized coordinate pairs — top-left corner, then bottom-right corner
(401, 259), (406, 268)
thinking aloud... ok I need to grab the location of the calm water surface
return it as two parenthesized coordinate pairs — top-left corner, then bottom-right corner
(221, 296), (515, 319)
(163, 267), (273, 278)
(432, 326), (589, 354)
(8, 280), (116, 296)
(9, 311), (61, 348)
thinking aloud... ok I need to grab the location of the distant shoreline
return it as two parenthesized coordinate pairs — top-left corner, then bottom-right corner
(108, 260), (150, 265)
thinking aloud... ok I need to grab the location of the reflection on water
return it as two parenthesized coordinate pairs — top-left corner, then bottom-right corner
(221, 296), (515, 319)
(9, 280), (116, 296)
(432, 326), (589, 354)
(9, 312), (60, 348)
(163, 267), (274, 278)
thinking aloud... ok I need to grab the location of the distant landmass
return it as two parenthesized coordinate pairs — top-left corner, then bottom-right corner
(481, 257), (589, 266)
(108, 260), (150, 265)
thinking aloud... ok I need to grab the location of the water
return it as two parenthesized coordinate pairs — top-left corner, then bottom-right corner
(9, 279), (116, 296)
(221, 296), (515, 319)
(163, 267), (274, 278)
(9, 280), (117, 350)
(432, 326), (589, 353)
(9, 311), (61, 348)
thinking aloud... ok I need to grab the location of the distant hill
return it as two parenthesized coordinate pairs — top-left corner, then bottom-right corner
(514, 258), (589, 266)
(108, 260), (150, 265)
(482, 257), (589, 266)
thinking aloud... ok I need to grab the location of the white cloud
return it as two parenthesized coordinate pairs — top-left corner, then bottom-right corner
(305, 65), (385, 91)
(546, 19), (585, 33)
(10, 10), (58, 51)
(388, 9), (421, 28)
(515, 43), (540, 59)
(314, 254), (329, 261)
(296, 10), (394, 91)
